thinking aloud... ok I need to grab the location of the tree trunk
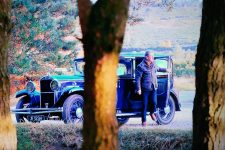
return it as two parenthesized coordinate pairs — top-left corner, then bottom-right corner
(193, 0), (225, 149)
(0, 1), (17, 149)
(78, 0), (129, 149)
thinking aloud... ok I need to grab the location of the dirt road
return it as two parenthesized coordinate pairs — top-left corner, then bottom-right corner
(121, 91), (194, 130)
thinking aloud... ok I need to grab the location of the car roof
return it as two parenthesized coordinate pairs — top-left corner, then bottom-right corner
(120, 51), (170, 58)
(75, 51), (170, 61)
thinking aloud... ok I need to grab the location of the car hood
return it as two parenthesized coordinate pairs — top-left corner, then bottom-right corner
(51, 75), (84, 81)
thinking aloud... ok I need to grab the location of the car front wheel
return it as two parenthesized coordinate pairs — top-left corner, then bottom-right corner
(117, 117), (129, 126)
(15, 97), (29, 123)
(62, 94), (84, 124)
(155, 96), (175, 125)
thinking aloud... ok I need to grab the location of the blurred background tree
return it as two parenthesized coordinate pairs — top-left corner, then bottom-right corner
(193, 0), (225, 149)
(0, 0), (17, 149)
(78, 0), (129, 149)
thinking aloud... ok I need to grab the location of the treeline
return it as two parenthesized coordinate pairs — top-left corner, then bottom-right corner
(172, 46), (195, 77)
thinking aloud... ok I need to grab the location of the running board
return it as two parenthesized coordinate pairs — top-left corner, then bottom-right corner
(116, 112), (150, 117)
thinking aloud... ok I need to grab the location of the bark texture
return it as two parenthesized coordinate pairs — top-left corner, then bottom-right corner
(78, 0), (129, 149)
(0, 0), (17, 149)
(193, 0), (225, 149)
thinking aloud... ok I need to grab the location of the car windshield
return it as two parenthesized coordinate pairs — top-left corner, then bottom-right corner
(74, 58), (168, 76)
(74, 58), (132, 77)
(74, 60), (85, 76)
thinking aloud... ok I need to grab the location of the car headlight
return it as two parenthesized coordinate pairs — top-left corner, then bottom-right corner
(26, 81), (36, 92)
(50, 80), (60, 91)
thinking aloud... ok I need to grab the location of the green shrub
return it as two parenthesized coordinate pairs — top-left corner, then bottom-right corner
(16, 124), (82, 150)
(31, 61), (40, 72)
(8, 64), (20, 75)
(10, 0), (79, 75)
(17, 124), (41, 150)
(174, 63), (195, 77)
(62, 41), (76, 50)
(66, 8), (78, 17)
(49, 1), (67, 13)
(58, 17), (73, 30)
(33, 0), (47, 4)
(15, 56), (32, 74)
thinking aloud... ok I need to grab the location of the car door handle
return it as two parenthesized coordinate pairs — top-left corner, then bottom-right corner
(117, 81), (120, 88)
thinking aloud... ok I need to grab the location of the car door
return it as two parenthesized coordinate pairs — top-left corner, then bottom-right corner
(116, 58), (133, 111)
(155, 56), (172, 109)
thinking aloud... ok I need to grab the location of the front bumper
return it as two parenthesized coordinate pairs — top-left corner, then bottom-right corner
(11, 108), (63, 115)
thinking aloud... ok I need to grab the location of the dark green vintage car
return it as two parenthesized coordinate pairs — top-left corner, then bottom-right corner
(12, 52), (180, 125)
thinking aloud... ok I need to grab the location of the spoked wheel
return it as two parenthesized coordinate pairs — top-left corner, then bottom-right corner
(62, 94), (84, 124)
(155, 96), (175, 125)
(117, 117), (129, 126)
(15, 97), (29, 123)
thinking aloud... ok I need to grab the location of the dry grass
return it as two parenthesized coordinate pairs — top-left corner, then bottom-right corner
(119, 128), (192, 150)
(17, 123), (82, 150)
(17, 123), (192, 150)
(174, 77), (195, 91)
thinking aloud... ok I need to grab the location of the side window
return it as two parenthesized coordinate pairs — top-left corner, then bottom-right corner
(155, 59), (168, 68)
(155, 59), (168, 75)
(117, 63), (127, 76)
(117, 58), (132, 77)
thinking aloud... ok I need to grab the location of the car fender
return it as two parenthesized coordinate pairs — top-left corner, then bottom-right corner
(15, 89), (30, 98)
(68, 87), (83, 94)
(55, 86), (84, 107)
(15, 90), (40, 105)
(170, 89), (181, 111)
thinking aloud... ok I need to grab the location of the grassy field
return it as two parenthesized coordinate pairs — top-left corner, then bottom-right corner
(123, 6), (201, 49)
(16, 124), (192, 150)
(17, 124), (83, 150)
(174, 77), (195, 91)
(119, 127), (192, 150)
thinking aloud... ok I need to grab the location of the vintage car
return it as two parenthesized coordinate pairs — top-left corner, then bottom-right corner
(12, 52), (180, 125)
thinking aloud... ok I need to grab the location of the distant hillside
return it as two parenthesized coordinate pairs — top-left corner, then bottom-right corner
(9, 0), (80, 75)
(174, 0), (202, 7)
(124, 5), (201, 50)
